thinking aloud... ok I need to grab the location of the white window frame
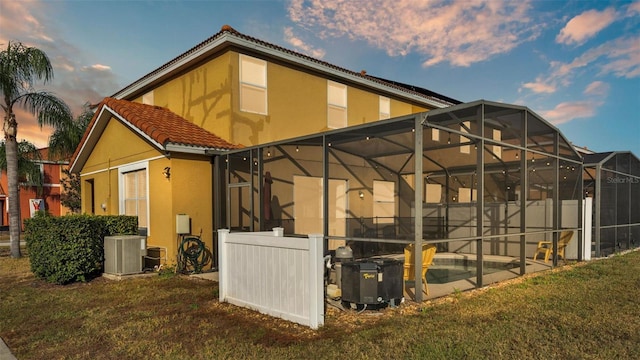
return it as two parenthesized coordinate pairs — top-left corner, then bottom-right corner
(379, 96), (390, 120)
(239, 54), (268, 115)
(118, 161), (150, 235)
(327, 80), (347, 129)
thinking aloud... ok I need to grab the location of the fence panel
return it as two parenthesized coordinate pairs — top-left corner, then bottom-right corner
(217, 228), (324, 329)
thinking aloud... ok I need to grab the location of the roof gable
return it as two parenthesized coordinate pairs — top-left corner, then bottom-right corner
(70, 98), (240, 173)
(112, 25), (458, 108)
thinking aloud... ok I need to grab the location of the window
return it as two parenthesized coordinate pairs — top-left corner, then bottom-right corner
(240, 54), (267, 114)
(460, 121), (471, 154)
(432, 128), (440, 142)
(493, 129), (502, 159)
(142, 91), (154, 105)
(373, 180), (395, 224)
(327, 80), (347, 128)
(119, 164), (148, 231)
(379, 96), (390, 120)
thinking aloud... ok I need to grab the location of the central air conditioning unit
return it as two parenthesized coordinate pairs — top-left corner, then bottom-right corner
(104, 235), (146, 275)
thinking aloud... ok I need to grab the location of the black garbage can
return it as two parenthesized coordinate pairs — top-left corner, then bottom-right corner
(341, 258), (403, 306)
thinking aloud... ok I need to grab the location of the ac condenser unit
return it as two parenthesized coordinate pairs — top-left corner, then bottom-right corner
(104, 235), (146, 275)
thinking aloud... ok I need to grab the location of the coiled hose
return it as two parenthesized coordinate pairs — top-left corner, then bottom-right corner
(179, 236), (206, 274)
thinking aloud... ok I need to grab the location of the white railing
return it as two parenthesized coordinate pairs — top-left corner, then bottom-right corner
(217, 228), (324, 329)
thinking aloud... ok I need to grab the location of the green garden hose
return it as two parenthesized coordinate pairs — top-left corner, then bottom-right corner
(179, 236), (206, 273)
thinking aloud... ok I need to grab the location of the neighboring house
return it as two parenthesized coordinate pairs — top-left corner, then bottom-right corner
(69, 25), (459, 267)
(0, 147), (70, 228)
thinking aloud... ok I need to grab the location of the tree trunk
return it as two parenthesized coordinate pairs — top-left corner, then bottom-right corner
(5, 114), (21, 258)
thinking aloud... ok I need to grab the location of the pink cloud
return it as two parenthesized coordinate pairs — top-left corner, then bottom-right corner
(583, 81), (610, 96)
(539, 101), (601, 125)
(556, 8), (617, 46)
(283, 27), (326, 59)
(521, 80), (556, 94)
(288, 0), (541, 67)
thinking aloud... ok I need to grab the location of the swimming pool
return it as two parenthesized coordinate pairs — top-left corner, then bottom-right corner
(427, 256), (520, 284)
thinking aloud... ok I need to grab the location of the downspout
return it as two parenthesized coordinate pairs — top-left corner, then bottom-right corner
(212, 155), (220, 269)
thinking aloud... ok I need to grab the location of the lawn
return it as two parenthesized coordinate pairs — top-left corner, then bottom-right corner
(1, 247), (640, 359)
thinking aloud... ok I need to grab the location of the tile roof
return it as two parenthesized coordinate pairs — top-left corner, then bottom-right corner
(113, 25), (458, 107)
(100, 97), (239, 150)
(70, 97), (240, 171)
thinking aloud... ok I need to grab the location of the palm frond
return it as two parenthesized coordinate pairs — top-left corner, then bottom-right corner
(18, 91), (72, 127)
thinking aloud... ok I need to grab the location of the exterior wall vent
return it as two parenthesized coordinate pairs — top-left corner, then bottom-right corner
(104, 235), (146, 275)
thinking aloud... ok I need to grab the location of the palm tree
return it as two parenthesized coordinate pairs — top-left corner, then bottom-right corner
(0, 41), (72, 258)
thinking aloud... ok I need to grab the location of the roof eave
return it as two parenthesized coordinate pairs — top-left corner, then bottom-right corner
(164, 143), (209, 154)
(70, 106), (111, 173)
(69, 105), (168, 173)
(112, 32), (452, 109)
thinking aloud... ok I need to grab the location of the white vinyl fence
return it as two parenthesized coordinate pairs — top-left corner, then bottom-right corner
(217, 228), (324, 329)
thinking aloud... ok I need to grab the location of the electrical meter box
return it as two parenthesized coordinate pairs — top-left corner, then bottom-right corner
(176, 214), (190, 234)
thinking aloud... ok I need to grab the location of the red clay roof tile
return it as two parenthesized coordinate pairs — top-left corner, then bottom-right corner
(101, 97), (239, 150)
(70, 97), (240, 170)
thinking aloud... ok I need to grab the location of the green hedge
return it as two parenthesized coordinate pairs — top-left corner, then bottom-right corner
(25, 213), (138, 284)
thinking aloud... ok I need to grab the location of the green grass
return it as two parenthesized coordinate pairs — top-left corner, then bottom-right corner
(1, 248), (640, 359)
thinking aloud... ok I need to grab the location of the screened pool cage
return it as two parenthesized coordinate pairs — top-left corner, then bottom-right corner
(583, 151), (640, 256)
(215, 100), (585, 301)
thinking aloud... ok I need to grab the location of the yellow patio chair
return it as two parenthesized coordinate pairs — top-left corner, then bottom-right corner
(403, 243), (437, 295)
(533, 230), (574, 263)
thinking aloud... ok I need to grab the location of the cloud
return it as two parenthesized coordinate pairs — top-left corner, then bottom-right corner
(84, 64), (112, 72)
(538, 81), (609, 126)
(520, 34), (640, 96)
(283, 27), (326, 59)
(521, 79), (556, 94)
(0, 0), (53, 44)
(627, 1), (640, 16)
(583, 81), (610, 96)
(288, 0), (541, 67)
(556, 8), (617, 46)
(539, 100), (602, 125)
(0, 0), (120, 148)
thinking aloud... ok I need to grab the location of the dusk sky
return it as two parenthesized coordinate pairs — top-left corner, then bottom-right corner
(1, 0), (639, 155)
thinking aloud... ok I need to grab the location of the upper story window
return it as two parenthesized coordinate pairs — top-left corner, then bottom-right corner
(142, 91), (154, 105)
(327, 80), (347, 129)
(379, 96), (390, 120)
(240, 54), (267, 115)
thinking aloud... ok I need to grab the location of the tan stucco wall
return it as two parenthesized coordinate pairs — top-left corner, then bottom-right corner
(135, 53), (234, 143)
(132, 50), (432, 148)
(81, 48), (438, 266)
(79, 117), (216, 267)
(167, 155), (214, 264)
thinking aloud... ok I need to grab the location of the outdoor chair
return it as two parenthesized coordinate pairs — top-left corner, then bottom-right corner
(403, 243), (437, 295)
(533, 230), (574, 263)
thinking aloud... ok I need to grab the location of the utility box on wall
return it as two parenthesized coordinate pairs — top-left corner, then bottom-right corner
(104, 235), (146, 275)
(176, 214), (190, 234)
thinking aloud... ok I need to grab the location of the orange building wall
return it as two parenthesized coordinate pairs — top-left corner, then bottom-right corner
(0, 159), (69, 228)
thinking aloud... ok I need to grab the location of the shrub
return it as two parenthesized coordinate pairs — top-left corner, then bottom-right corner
(24, 213), (138, 284)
